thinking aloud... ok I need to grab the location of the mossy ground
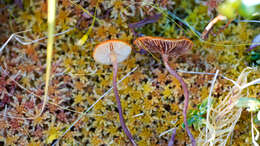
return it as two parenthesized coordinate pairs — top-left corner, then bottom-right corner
(0, 0), (259, 145)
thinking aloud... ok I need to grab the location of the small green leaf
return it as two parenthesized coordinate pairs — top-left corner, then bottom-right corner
(218, 0), (241, 18)
(256, 59), (260, 65)
(236, 97), (260, 111)
(199, 99), (208, 115)
(238, 0), (260, 19)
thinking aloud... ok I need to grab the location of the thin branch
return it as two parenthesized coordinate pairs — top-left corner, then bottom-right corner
(177, 70), (240, 88)
(201, 14), (227, 40)
(132, 112), (144, 118)
(159, 128), (175, 137)
(14, 28), (73, 45)
(129, 14), (162, 37)
(0, 28), (73, 53)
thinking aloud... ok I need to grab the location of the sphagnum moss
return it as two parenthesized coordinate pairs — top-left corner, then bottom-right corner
(0, 0), (260, 145)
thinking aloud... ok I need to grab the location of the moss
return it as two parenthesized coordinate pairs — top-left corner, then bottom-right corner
(0, 0), (259, 145)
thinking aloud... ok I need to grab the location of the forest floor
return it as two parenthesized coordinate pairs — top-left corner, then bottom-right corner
(0, 0), (259, 145)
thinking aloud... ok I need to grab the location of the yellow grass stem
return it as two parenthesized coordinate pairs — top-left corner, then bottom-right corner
(36, 0), (56, 118)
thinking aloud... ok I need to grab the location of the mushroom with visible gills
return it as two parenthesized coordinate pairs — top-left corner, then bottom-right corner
(134, 36), (196, 146)
(93, 40), (136, 145)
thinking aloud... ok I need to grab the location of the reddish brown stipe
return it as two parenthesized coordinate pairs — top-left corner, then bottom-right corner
(134, 36), (196, 146)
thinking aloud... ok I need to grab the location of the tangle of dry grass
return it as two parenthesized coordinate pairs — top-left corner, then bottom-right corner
(197, 67), (260, 145)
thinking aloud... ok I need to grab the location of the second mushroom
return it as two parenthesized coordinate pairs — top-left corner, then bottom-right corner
(134, 36), (196, 146)
(93, 40), (136, 145)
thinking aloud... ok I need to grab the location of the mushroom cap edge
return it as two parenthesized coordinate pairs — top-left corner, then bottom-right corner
(93, 40), (132, 65)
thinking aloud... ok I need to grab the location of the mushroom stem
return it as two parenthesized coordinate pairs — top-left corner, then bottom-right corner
(168, 128), (177, 146)
(111, 54), (136, 146)
(162, 54), (196, 146)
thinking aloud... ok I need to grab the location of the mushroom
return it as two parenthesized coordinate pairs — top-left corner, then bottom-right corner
(93, 40), (136, 145)
(134, 36), (196, 146)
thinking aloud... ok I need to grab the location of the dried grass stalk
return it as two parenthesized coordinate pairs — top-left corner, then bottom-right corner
(197, 67), (256, 146)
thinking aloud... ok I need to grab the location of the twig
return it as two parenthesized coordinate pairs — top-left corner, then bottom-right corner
(14, 28), (73, 45)
(0, 28), (73, 54)
(4, 105), (8, 120)
(129, 14), (162, 37)
(201, 14), (227, 40)
(159, 127), (175, 137)
(132, 112), (144, 118)
(0, 34), (14, 53)
(0, 30), (31, 53)
(177, 69), (260, 91)
(177, 70), (240, 88)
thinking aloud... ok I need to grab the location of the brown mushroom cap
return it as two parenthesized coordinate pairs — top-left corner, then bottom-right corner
(134, 36), (193, 57)
(93, 40), (132, 65)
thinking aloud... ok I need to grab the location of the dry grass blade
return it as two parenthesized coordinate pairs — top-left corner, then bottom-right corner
(197, 67), (260, 146)
(34, 0), (57, 119)
(206, 70), (219, 141)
